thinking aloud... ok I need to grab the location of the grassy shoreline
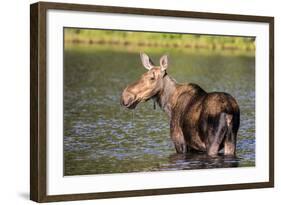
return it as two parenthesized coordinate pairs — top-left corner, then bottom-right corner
(65, 28), (255, 54)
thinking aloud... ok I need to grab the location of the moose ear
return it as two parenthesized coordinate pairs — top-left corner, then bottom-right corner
(160, 55), (168, 71)
(140, 52), (154, 70)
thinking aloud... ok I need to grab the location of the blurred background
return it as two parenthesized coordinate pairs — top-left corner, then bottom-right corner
(65, 28), (255, 53)
(63, 28), (255, 176)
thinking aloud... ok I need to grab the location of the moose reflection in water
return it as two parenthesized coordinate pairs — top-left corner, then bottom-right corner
(166, 153), (239, 170)
(121, 53), (240, 156)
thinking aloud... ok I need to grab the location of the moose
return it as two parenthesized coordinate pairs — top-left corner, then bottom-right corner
(121, 53), (240, 156)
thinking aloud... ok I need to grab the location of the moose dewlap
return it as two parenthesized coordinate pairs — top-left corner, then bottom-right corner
(121, 53), (240, 156)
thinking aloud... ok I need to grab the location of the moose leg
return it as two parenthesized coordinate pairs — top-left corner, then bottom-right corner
(224, 129), (237, 155)
(170, 122), (187, 153)
(207, 113), (228, 156)
(224, 135), (236, 155)
(224, 114), (238, 155)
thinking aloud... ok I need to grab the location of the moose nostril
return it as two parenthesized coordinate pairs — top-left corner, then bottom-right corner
(123, 96), (133, 106)
(121, 90), (136, 107)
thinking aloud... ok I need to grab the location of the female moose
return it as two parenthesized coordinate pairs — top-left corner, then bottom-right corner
(121, 53), (240, 156)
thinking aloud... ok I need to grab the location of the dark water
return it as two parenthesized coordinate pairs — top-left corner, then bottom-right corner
(64, 46), (255, 175)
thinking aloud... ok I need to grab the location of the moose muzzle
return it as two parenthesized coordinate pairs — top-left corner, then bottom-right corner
(121, 90), (138, 109)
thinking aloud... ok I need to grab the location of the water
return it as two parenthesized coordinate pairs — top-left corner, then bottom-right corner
(63, 46), (255, 176)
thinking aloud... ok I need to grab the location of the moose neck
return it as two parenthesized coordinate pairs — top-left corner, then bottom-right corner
(155, 74), (177, 118)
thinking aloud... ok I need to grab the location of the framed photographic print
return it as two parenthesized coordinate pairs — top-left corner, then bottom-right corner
(30, 1), (274, 202)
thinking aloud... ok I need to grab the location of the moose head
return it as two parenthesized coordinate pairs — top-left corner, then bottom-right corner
(121, 53), (168, 109)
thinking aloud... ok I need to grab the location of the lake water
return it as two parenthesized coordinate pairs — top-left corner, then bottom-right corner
(63, 46), (255, 175)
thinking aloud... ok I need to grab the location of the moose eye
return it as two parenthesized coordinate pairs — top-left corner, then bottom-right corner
(150, 72), (155, 80)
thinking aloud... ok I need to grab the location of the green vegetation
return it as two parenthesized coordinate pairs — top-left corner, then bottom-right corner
(64, 28), (255, 54)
